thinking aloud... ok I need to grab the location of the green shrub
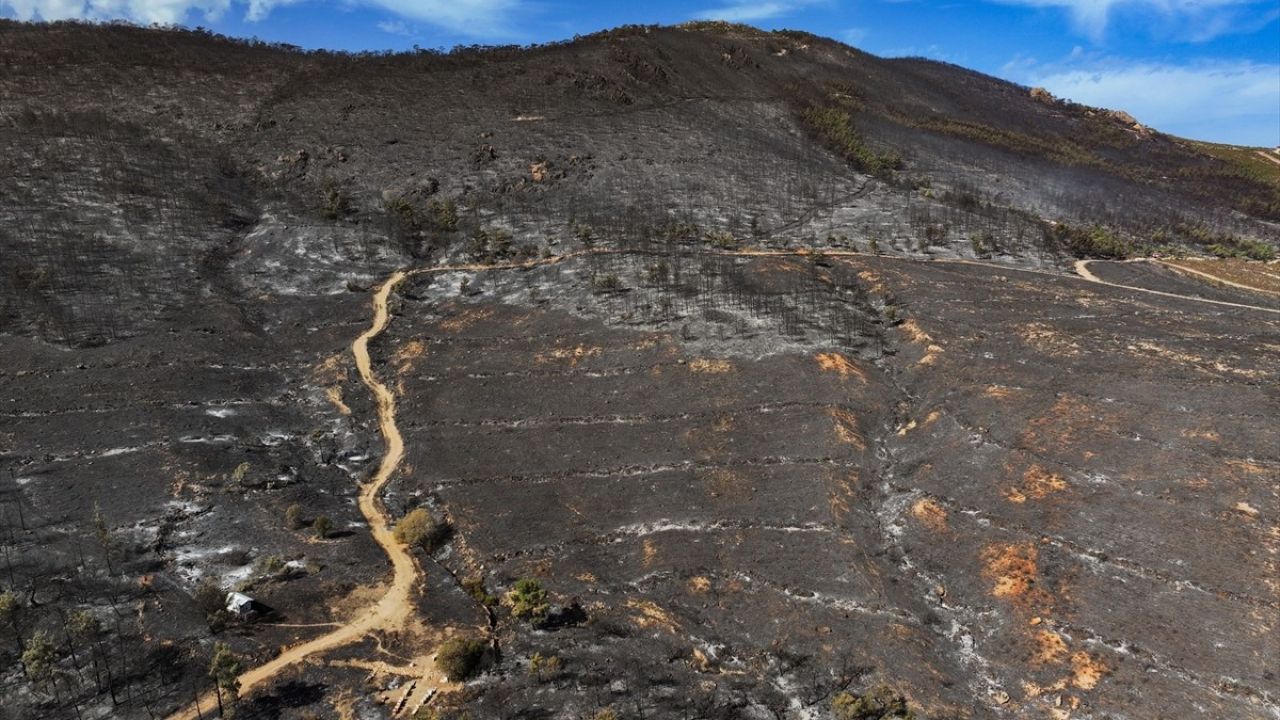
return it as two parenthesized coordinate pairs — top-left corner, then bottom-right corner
(832, 686), (917, 720)
(429, 199), (459, 232)
(435, 637), (488, 681)
(393, 508), (450, 552)
(284, 504), (304, 531)
(255, 555), (287, 578)
(801, 105), (902, 177)
(528, 652), (563, 682)
(313, 515), (333, 539)
(592, 273), (623, 292)
(705, 230), (739, 249)
(504, 578), (550, 621)
(319, 177), (350, 220)
(462, 577), (499, 607)
(1206, 236), (1275, 261)
(1049, 223), (1133, 259)
(22, 631), (58, 690)
(384, 196), (419, 228)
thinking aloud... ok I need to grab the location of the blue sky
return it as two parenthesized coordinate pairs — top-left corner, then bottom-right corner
(4, 0), (1278, 145)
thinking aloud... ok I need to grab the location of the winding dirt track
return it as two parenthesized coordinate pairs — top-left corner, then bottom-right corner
(168, 247), (1278, 718)
(1074, 259), (1280, 314)
(171, 271), (418, 720)
(168, 256), (594, 719)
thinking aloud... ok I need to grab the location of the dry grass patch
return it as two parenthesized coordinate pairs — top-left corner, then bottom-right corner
(626, 598), (680, 633)
(1004, 464), (1068, 504)
(815, 351), (868, 383)
(688, 357), (733, 373)
(325, 386), (352, 415)
(438, 306), (497, 332)
(392, 339), (427, 374)
(827, 408), (866, 450)
(911, 498), (949, 533)
(535, 344), (603, 366)
(1070, 652), (1107, 690)
(1033, 629), (1070, 666)
(981, 542), (1053, 611)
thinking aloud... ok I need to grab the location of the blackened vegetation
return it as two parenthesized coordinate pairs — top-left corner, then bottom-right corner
(0, 17), (1277, 720)
(578, 245), (880, 349)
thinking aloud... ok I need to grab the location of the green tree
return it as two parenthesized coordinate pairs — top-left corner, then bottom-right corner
(209, 642), (242, 718)
(284, 504), (304, 531)
(504, 578), (549, 621)
(313, 515), (333, 539)
(434, 637), (487, 681)
(22, 630), (58, 692)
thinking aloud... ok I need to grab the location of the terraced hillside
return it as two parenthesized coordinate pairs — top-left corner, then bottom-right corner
(0, 19), (1277, 720)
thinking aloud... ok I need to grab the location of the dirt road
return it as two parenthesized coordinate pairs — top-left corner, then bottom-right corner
(170, 271), (419, 719)
(1075, 259), (1280, 314)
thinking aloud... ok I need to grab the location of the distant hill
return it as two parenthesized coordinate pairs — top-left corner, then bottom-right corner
(1, 19), (1277, 344)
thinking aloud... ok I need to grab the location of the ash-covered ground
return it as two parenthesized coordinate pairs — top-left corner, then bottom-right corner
(1, 19), (1278, 720)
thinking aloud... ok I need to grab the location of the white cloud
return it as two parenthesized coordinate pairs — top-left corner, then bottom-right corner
(693, 0), (824, 23)
(376, 18), (410, 34)
(991, 0), (1266, 41)
(1026, 59), (1280, 145)
(3, 0), (228, 23)
(363, 0), (518, 36)
(840, 26), (867, 45)
(1, 0), (519, 36)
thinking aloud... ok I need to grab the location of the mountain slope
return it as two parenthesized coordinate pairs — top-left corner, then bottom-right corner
(0, 20), (1277, 720)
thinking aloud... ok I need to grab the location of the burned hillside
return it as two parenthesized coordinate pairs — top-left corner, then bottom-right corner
(0, 19), (1277, 720)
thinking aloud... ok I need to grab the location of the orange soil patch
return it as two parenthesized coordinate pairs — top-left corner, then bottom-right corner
(1070, 652), (1107, 690)
(827, 407), (866, 450)
(856, 268), (889, 295)
(642, 538), (659, 568)
(1226, 459), (1271, 476)
(1019, 395), (1112, 464)
(392, 339), (427, 374)
(310, 353), (349, 384)
(438, 306), (496, 332)
(535, 344), (603, 367)
(1004, 464), (1068, 504)
(626, 598), (681, 633)
(1020, 322), (1081, 356)
(984, 385), (1015, 400)
(1127, 340), (1263, 380)
(1033, 629), (1070, 665)
(1234, 502), (1260, 518)
(688, 576), (712, 594)
(1180, 427), (1221, 442)
(981, 542), (1053, 610)
(325, 386), (352, 415)
(911, 498), (949, 533)
(900, 318), (933, 344)
(814, 352), (869, 384)
(825, 472), (858, 524)
(897, 319), (944, 366)
(688, 357), (734, 373)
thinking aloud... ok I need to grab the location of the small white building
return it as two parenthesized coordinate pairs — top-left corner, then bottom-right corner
(226, 592), (258, 620)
